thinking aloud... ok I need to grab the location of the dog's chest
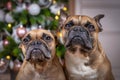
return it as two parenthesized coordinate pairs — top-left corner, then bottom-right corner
(65, 56), (98, 79)
(33, 72), (44, 80)
(33, 73), (50, 80)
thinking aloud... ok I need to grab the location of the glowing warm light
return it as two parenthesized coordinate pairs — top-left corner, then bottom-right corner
(53, 0), (56, 4)
(63, 7), (67, 11)
(57, 10), (60, 15)
(6, 55), (11, 60)
(58, 32), (62, 37)
(8, 23), (12, 28)
(55, 15), (59, 20)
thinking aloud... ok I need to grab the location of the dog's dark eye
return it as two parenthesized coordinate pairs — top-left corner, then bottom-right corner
(65, 21), (74, 30)
(42, 33), (52, 42)
(22, 34), (31, 44)
(46, 36), (51, 40)
(65, 24), (72, 29)
(85, 22), (95, 32)
(23, 38), (29, 42)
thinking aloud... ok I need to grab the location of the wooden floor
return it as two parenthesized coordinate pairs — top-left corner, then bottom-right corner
(0, 72), (10, 80)
(0, 69), (18, 80)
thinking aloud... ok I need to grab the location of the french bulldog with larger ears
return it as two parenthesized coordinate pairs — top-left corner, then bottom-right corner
(58, 10), (114, 80)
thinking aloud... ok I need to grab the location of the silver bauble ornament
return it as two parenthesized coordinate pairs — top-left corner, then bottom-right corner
(50, 4), (64, 14)
(39, 0), (52, 8)
(5, 13), (14, 23)
(28, 3), (41, 15)
(14, 3), (26, 13)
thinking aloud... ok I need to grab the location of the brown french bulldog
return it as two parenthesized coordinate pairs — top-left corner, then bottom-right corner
(58, 10), (114, 80)
(16, 29), (66, 80)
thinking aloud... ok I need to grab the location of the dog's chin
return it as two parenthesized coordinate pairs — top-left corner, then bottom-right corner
(30, 49), (46, 62)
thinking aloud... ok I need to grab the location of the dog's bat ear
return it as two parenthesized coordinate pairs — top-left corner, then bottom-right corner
(59, 9), (69, 28)
(94, 14), (104, 32)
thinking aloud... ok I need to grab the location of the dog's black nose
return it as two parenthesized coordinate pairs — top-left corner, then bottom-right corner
(73, 26), (84, 32)
(31, 41), (42, 45)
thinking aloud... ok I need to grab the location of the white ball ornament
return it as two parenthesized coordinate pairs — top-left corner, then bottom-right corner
(14, 3), (26, 13)
(5, 13), (14, 23)
(28, 3), (41, 16)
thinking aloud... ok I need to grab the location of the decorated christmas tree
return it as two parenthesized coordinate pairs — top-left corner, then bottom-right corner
(0, 0), (67, 74)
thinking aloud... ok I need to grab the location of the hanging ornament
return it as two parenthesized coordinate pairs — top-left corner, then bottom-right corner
(50, 3), (64, 14)
(0, 10), (5, 22)
(14, 2), (27, 13)
(13, 59), (22, 72)
(16, 25), (27, 38)
(5, 13), (14, 23)
(28, 3), (41, 16)
(6, 1), (12, 10)
(15, 6), (23, 13)
(0, 58), (9, 73)
(39, 0), (52, 8)
(3, 39), (9, 47)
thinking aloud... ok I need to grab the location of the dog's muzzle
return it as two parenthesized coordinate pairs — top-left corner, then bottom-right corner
(26, 40), (51, 62)
(66, 26), (93, 50)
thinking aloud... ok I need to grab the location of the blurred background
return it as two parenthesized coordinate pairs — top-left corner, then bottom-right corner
(0, 0), (120, 80)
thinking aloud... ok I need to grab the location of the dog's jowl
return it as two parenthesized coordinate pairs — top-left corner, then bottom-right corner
(16, 29), (66, 80)
(58, 10), (114, 80)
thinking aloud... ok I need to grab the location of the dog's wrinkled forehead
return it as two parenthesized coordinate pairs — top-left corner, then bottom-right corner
(65, 15), (95, 25)
(23, 29), (54, 40)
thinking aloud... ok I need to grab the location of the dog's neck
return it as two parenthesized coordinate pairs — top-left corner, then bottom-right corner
(29, 60), (52, 73)
(29, 55), (61, 74)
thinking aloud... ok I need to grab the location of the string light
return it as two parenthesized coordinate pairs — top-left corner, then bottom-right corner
(63, 7), (67, 11)
(58, 32), (62, 37)
(53, 0), (56, 4)
(57, 32), (63, 44)
(8, 23), (12, 28)
(6, 55), (11, 60)
(57, 10), (60, 15)
(55, 15), (59, 20)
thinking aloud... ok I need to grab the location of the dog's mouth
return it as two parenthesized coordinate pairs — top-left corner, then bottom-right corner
(30, 48), (50, 62)
(26, 43), (51, 62)
(65, 32), (93, 50)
